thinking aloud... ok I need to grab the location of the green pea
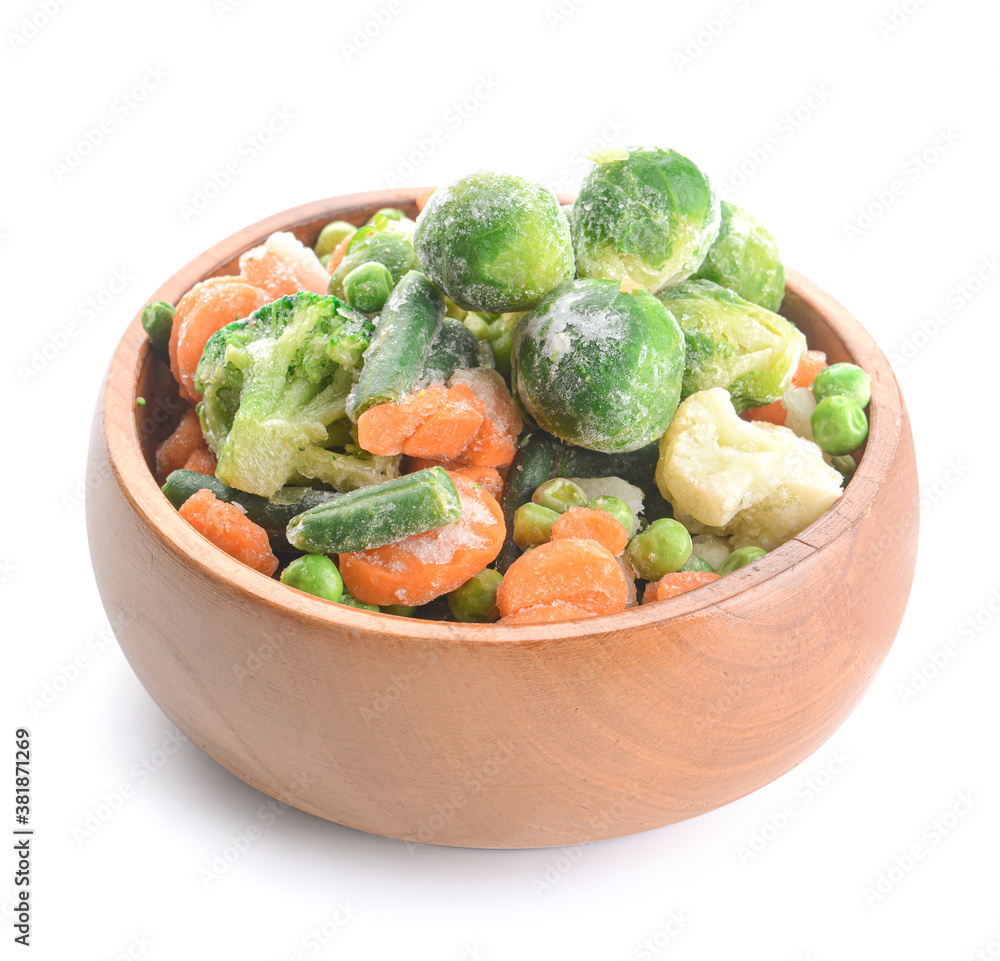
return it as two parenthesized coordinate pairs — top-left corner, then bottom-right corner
(831, 453), (857, 481)
(444, 295), (468, 320)
(280, 554), (343, 602)
(812, 363), (871, 408)
(448, 568), (503, 623)
(717, 545), (766, 576)
(337, 592), (380, 613)
(532, 478), (588, 513)
(585, 495), (634, 535)
(343, 262), (394, 314)
(315, 220), (356, 258)
(513, 502), (559, 550)
(462, 312), (491, 340)
(679, 553), (716, 573)
(626, 518), (692, 581)
(486, 327), (513, 374)
(383, 604), (418, 617)
(370, 207), (405, 222)
(811, 396), (869, 456)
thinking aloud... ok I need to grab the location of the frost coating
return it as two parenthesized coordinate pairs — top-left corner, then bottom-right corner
(565, 476), (644, 535)
(512, 278), (686, 453)
(571, 146), (721, 294)
(413, 169), (575, 313)
(656, 388), (843, 551)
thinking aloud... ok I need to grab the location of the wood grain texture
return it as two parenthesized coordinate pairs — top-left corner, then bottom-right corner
(86, 190), (919, 848)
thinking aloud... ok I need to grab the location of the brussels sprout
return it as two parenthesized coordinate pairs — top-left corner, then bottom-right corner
(414, 170), (575, 313)
(657, 279), (806, 412)
(570, 146), (721, 294)
(512, 278), (686, 453)
(692, 202), (785, 312)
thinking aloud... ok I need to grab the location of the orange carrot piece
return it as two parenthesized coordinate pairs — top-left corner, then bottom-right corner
(339, 472), (505, 607)
(647, 571), (721, 603)
(182, 444), (217, 477)
(169, 277), (269, 403)
(326, 231), (355, 275)
(238, 232), (329, 299)
(155, 408), (205, 479)
(415, 188), (437, 213)
(550, 507), (629, 557)
(500, 601), (592, 625)
(450, 369), (523, 468)
(401, 383), (486, 459)
(357, 385), (449, 456)
(496, 538), (628, 619)
(792, 350), (827, 388)
(448, 466), (503, 502)
(742, 399), (786, 426)
(178, 488), (278, 576)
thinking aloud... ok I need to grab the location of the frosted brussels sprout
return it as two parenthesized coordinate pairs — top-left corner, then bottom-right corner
(512, 278), (686, 454)
(413, 170), (575, 313)
(657, 279), (806, 412)
(656, 388), (843, 551)
(570, 146), (721, 293)
(692, 202), (785, 312)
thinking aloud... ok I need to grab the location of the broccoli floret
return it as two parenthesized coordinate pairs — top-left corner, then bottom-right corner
(195, 292), (399, 497)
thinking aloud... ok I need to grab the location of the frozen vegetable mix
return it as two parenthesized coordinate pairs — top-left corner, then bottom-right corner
(142, 143), (873, 618)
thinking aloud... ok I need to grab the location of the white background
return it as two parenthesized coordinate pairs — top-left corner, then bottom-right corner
(3, 0), (999, 957)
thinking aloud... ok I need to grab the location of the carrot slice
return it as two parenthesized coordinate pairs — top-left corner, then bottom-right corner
(178, 488), (278, 576)
(550, 507), (629, 556)
(239, 231), (330, 299)
(496, 538), (628, 618)
(401, 383), (485, 459)
(500, 601), (592, 625)
(415, 188), (436, 213)
(155, 408), (205, 479)
(450, 369), (523, 468)
(792, 350), (827, 388)
(357, 385), (449, 456)
(339, 472), (505, 607)
(169, 277), (269, 403)
(644, 571), (721, 603)
(742, 399), (786, 426)
(182, 444), (217, 477)
(326, 231), (355, 275)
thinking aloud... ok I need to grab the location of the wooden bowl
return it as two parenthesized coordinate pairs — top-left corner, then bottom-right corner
(87, 189), (918, 848)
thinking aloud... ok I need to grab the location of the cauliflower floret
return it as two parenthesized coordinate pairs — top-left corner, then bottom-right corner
(691, 533), (732, 570)
(656, 387), (843, 551)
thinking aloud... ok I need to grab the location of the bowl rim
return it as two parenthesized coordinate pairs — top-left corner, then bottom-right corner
(100, 189), (905, 643)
